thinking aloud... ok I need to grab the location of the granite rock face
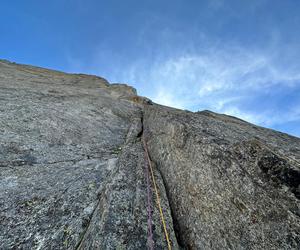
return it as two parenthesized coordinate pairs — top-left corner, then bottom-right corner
(143, 106), (300, 249)
(0, 59), (299, 249)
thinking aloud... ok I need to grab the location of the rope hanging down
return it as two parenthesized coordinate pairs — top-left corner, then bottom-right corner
(144, 151), (154, 250)
(142, 136), (172, 250)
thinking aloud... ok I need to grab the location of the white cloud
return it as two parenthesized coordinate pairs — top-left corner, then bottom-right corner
(223, 105), (300, 127)
(221, 106), (266, 125)
(115, 45), (300, 128)
(152, 88), (185, 109)
(66, 39), (300, 130)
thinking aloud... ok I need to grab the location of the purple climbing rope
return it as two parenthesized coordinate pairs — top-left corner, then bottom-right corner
(144, 151), (154, 250)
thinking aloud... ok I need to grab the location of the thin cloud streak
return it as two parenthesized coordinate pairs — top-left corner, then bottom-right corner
(116, 45), (300, 128)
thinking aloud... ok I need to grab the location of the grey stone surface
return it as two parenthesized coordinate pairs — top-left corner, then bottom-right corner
(0, 60), (178, 249)
(0, 59), (300, 249)
(143, 105), (300, 249)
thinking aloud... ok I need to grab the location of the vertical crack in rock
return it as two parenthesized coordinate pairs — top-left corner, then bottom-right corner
(75, 117), (146, 249)
(146, 156), (186, 249)
(143, 104), (300, 249)
(141, 111), (182, 249)
(75, 188), (104, 250)
(1, 60), (300, 249)
(75, 115), (181, 249)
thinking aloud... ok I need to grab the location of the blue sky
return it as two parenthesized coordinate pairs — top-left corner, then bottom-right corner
(1, 0), (300, 137)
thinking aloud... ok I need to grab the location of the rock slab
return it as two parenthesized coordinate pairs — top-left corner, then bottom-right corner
(0, 59), (299, 249)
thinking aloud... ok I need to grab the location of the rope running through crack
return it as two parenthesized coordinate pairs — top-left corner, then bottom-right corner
(142, 136), (172, 250)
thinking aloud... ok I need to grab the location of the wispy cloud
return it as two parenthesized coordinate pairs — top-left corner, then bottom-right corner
(222, 106), (300, 127)
(64, 2), (300, 136)
(66, 39), (300, 133)
(112, 44), (300, 129)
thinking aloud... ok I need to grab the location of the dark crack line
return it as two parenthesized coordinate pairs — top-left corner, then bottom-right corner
(75, 195), (103, 250)
(75, 119), (141, 249)
(141, 109), (184, 249)
(0, 155), (117, 168)
(148, 157), (185, 249)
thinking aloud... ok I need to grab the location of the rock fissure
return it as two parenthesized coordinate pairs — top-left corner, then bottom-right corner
(139, 109), (182, 249)
(1, 60), (300, 249)
(75, 187), (106, 250)
(140, 112), (182, 247)
(0, 157), (105, 168)
(145, 154), (185, 249)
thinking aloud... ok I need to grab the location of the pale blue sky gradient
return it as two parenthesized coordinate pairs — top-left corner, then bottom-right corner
(1, 0), (300, 137)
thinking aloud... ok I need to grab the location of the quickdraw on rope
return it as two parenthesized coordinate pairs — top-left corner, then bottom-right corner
(142, 136), (172, 250)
